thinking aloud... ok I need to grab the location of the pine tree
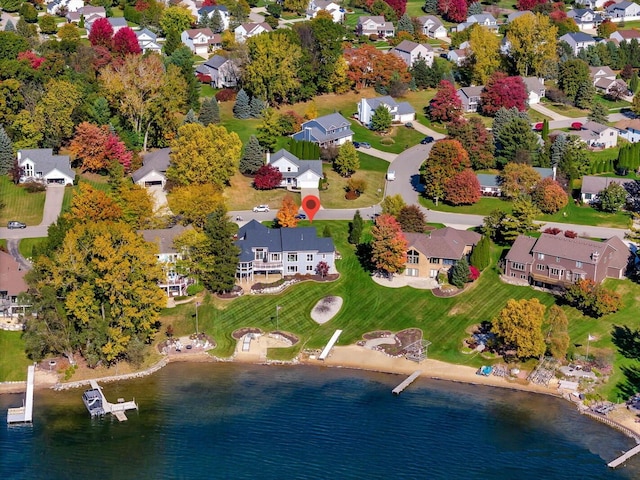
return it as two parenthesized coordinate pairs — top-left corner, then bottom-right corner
(209, 9), (224, 34)
(588, 102), (608, 124)
(4, 20), (16, 32)
(249, 96), (266, 118)
(199, 98), (220, 126)
(201, 206), (241, 293)
(630, 72), (639, 94)
(467, 1), (483, 15)
(450, 258), (470, 288)
(233, 89), (251, 119)
(87, 97), (111, 125)
(0, 126), (14, 175)
(163, 29), (181, 56)
(397, 13), (414, 34)
(322, 225), (332, 238)
(541, 119), (549, 142)
(240, 135), (265, 174)
(348, 210), (363, 244)
(183, 109), (200, 124)
(469, 236), (490, 270)
(423, 0), (438, 14)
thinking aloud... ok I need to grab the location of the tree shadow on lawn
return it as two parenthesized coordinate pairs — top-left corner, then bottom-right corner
(617, 364), (640, 399)
(411, 173), (425, 194)
(612, 325), (640, 360)
(355, 242), (376, 273)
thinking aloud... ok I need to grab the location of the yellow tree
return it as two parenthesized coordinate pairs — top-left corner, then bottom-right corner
(168, 183), (224, 228)
(469, 26), (501, 85)
(499, 162), (541, 199)
(371, 214), (408, 277)
(117, 183), (154, 228)
(493, 298), (546, 359)
(159, 5), (194, 35)
(167, 123), (242, 188)
(66, 183), (123, 222)
(34, 79), (82, 149)
(276, 195), (299, 227)
(506, 13), (558, 77)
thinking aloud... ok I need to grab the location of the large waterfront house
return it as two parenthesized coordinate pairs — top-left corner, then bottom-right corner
(0, 251), (29, 318)
(235, 220), (337, 282)
(132, 148), (170, 189)
(357, 96), (415, 128)
(579, 175), (634, 204)
(266, 149), (323, 189)
(17, 149), (75, 185)
(504, 234), (629, 287)
(403, 228), (481, 279)
(292, 113), (354, 148)
(139, 225), (194, 297)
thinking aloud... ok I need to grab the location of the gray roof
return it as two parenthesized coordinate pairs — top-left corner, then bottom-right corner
(295, 113), (354, 144)
(522, 76), (544, 93)
(458, 86), (484, 98)
(270, 149), (323, 179)
(136, 28), (156, 41)
(393, 40), (432, 54)
(580, 175), (634, 195)
(196, 54), (229, 75)
(405, 227), (481, 261)
(358, 15), (387, 25)
(560, 32), (596, 44)
(139, 225), (193, 254)
(235, 220), (335, 262)
(18, 148), (75, 181)
(364, 96), (415, 116)
(108, 17), (128, 28)
(132, 148), (171, 183)
(312, 112), (351, 131)
(507, 10), (532, 22)
(198, 5), (228, 14)
(504, 235), (537, 265)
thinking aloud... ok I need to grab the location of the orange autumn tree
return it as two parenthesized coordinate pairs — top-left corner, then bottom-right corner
(420, 139), (470, 205)
(370, 214), (408, 278)
(276, 195), (299, 228)
(70, 122), (132, 173)
(344, 45), (410, 89)
(66, 183), (123, 222)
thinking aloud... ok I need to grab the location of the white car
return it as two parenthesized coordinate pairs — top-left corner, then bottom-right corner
(253, 205), (270, 212)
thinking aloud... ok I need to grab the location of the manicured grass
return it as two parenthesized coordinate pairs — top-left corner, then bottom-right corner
(0, 330), (31, 381)
(593, 95), (631, 112)
(0, 176), (45, 226)
(19, 238), (47, 260)
(406, 0), (426, 16)
(344, 8), (367, 28)
(219, 101), (267, 146)
(420, 196), (514, 215)
(0, 239), (6, 250)
(200, 84), (217, 98)
(222, 172), (299, 211)
(320, 163), (386, 209)
(540, 99), (587, 118)
(588, 147), (620, 164)
(348, 121), (426, 153)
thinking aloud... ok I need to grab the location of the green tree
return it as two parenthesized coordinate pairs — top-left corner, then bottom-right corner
(502, 196), (540, 242)
(1, 0), (21, 13)
(240, 135), (265, 174)
(334, 141), (360, 177)
(348, 209), (364, 244)
(547, 305), (569, 360)
(209, 9), (224, 33)
(199, 98), (220, 125)
(397, 13), (414, 34)
(38, 15), (58, 35)
(492, 298), (546, 359)
(34, 79), (83, 149)
(166, 46), (201, 111)
(397, 205), (426, 233)
(558, 135), (590, 181)
(469, 235), (490, 270)
(495, 117), (539, 166)
(370, 105), (392, 132)
(233, 88), (251, 119)
(160, 5), (194, 36)
(163, 29), (181, 56)
(256, 107), (281, 153)
(597, 182), (628, 212)
(630, 72), (639, 94)
(588, 102), (608, 124)
(558, 59), (591, 102)
(370, 214), (408, 277)
(381, 194), (406, 217)
(0, 125), (13, 175)
(87, 97), (111, 125)
(200, 206), (241, 293)
(575, 81), (595, 110)
(450, 258), (470, 288)
(420, 139), (470, 205)
(20, 3), (38, 23)
(167, 123), (242, 188)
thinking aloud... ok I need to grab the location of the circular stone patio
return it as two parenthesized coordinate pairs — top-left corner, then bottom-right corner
(311, 296), (343, 324)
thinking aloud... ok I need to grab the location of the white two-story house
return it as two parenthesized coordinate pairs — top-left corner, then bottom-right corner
(356, 16), (395, 38)
(390, 40), (434, 67)
(416, 15), (447, 39)
(266, 149), (323, 189)
(357, 96), (416, 127)
(17, 149), (75, 185)
(306, 0), (344, 23)
(181, 28), (221, 57)
(558, 32), (596, 55)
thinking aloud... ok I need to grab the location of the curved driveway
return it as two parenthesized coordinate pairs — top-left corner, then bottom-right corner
(0, 184), (65, 240)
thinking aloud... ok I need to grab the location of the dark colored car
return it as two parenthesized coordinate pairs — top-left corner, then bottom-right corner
(295, 213), (307, 220)
(7, 221), (27, 229)
(353, 141), (361, 148)
(405, 122), (414, 128)
(420, 136), (435, 144)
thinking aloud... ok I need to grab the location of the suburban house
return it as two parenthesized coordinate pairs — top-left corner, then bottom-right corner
(558, 32), (596, 55)
(92, 17), (127, 34)
(504, 234), (629, 287)
(136, 28), (162, 54)
(575, 0), (608, 9)
(292, 113), (354, 148)
(357, 96), (415, 127)
(132, 147), (170, 189)
(447, 48), (468, 66)
(181, 28), (221, 57)
(572, 121), (619, 149)
(306, 0), (344, 23)
(477, 167), (555, 197)
(0, 251), (29, 318)
(234, 22), (272, 43)
(580, 175), (634, 203)
(457, 86), (484, 113)
(522, 77), (546, 105)
(567, 9), (603, 30)
(235, 220), (337, 282)
(197, 5), (230, 31)
(455, 14), (498, 32)
(266, 149), (323, 189)
(616, 119), (640, 143)
(609, 29), (640, 43)
(195, 55), (239, 88)
(139, 225), (194, 298)
(506, 10), (533, 22)
(356, 16), (395, 37)
(416, 15), (447, 38)
(390, 40), (434, 67)
(590, 66), (628, 96)
(606, 1), (640, 22)
(403, 228), (482, 279)
(17, 149), (75, 185)
(66, 5), (105, 23)
(47, 0), (83, 15)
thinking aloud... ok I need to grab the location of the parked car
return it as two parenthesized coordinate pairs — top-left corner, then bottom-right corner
(353, 141), (361, 148)
(405, 122), (414, 129)
(295, 213), (307, 220)
(359, 142), (371, 149)
(253, 205), (270, 212)
(7, 221), (27, 229)
(420, 136), (434, 144)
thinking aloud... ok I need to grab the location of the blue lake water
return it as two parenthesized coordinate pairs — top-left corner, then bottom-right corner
(1, 362), (639, 479)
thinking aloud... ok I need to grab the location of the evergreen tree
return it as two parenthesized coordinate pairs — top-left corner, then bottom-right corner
(370, 105), (392, 131)
(249, 96), (266, 118)
(183, 109), (200, 124)
(467, 1), (483, 15)
(322, 225), (332, 238)
(240, 135), (265, 174)
(0, 126), (14, 175)
(87, 97), (111, 125)
(630, 72), (639, 94)
(541, 119), (549, 142)
(348, 209), (364, 244)
(209, 9), (224, 33)
(397, 14), (414, 34)
(410, 57), (431, 89)
(575, 81), (595, 109)
(198, 98), (220, 126)
(423, 0), (438, 14)
(233, 89), (251, 119)
(450, 258), (470, 288)
(163, 29), (181, 56)
(201, 206), (241, 293)
(588, 102), (608, 124)
(469, 235), (490, 270)
(197, 12), (209, 28)
(4, 20), (16, 32)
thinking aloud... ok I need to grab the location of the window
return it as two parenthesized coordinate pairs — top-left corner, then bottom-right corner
(255, 248), (266, 260)
(306, 265), (313, 271)
(576, 261), (582, 268)
(550, 268), (562, 276)
(406, 268), (418, 277)
(511, 262), (524, 271)
(271, 253), (281, 262)
(537, 253), (545, 260)
(287, 266), (297, 273)
(407, 249), (419, 264)
(556, 257), (560, 263)
(430, 257), (441, 264)
(306, 254), (314, 262)
(288, 253), (297, 262)
(443, 259), (455, 266)
(536, 264), (546, 271)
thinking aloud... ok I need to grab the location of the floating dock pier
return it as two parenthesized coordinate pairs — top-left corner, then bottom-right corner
(84, 380), (138, 422)
(7, 365), (35, 424)
(319, 329), (343, 360)
(392, 370), (422, 395)
(608, 443), (640, 469)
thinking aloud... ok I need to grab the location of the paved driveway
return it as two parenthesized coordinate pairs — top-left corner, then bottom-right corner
(0, 184), (66, 240)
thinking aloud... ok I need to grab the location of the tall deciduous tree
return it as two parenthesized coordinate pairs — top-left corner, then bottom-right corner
(88, 17), (114, 48)
(547, 305), (569, 360)
(344, 44), (410, 90)
(438, 0), (467, 22)
(420, 139), (470, 204)
(167, 123), (242, 188)
(445, 169), (481, 205)
(334, 142), (360, 177)
(558, 59), (591, 103)
(66, 183), (123, 222)
(397, 205), (426, 233)
(480, 73), (528, 116)
(381, 194), (406, 217)
(169, 184), (224, 228)
(276, 194), (299, 228)
(499, 163), (541, 198)
(370, 214), (408, 277)
(256, 107), (281, 153)
(468, 25), (501, 85)
(112, 27), (142, 57)
(34, 79), (83, 149)
(428, 80), (462, 123)
(506, 13), (558, 77)
(447, 117), (495, 170)
(160, 5), (195, 36)
(70, 122), (133, 173)
(492, 298), (546, 359)
(532, 177), (568, 213)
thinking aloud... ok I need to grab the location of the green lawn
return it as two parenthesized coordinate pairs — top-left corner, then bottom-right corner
(0, 330), (31, 381)
(320, 162), (386, 209)
(19, 238), (47, 259)
(593, 95), (631, 113)
(540, 98), (587, 118)
(200, 84), (217, 98)
(420, 196), (513, 216)
(0, 176), (45, 226)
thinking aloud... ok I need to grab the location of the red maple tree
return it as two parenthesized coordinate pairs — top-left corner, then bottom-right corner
(516, 0), (546, 10)
(444, 169), (481, 205)
(480, 72), (528, 116)
(17, 51), (45, 69)
(254, 165), (283, 190)
(532, 177), (568, 213)
(429, 80), (463, 123)
(92, 45), (113, 71)
(104, 133), (133, 172)
(438, 0), (467, 23)
(384, 0), (407, 17)
(88, 18), (114, 49)
(70, 122), (133, 173)
(112, 27), (142, 57)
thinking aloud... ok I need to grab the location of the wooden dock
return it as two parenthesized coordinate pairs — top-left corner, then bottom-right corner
(608, 443), (640, 468)
(319, 329), (343, 360)
(392, 370), (422, 395)
(89, 380), (138, 421)
(7, 365), (35, 424)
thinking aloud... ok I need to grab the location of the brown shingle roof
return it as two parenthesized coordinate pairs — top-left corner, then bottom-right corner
(504, 235), (536, 264)
(139, 225), (193, 254)
(532, 233), (628, 266)
(0, 251), (28, 297)
(405, 227), (481, 260)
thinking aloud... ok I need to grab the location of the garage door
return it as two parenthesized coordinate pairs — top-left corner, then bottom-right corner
(145, 181), (163, 187)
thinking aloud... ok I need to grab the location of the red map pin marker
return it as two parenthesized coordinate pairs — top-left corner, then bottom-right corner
(302, 195), (320, 223)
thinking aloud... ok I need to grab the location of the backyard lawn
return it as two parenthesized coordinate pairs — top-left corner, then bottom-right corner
(0, 176), (45, 226)
(0, 330), (31, 382)
(19, 237), (47, 260)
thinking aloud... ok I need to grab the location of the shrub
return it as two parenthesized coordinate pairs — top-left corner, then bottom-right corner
(22, 181), (46, 193)
(543, 227), (562, 235)
(469, 265), (480, 281)
(564, 230), (578, 238)
(564, 279), (621, 317)
(215, 89), (237, 102)
(186, 283), (204, 296)
(254, 164), (283, 190)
